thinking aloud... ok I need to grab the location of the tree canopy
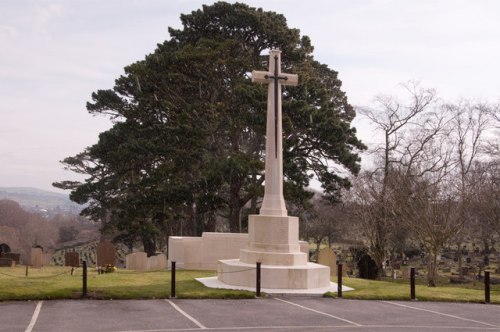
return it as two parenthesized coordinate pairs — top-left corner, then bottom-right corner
(54, 2), (365, 255)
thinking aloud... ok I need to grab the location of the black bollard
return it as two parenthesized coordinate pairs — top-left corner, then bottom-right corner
(170, 261), (176, 298)
(485, 271), (490, 304)
(410, 267), (416, 300)
(25, 264), (28, 277)
(337, 263), (343, 298)
(256, 262), (261, 297)
(82, 260), (88, 298)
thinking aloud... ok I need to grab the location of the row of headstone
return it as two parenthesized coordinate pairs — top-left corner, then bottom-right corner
(61, 241), (118, 268)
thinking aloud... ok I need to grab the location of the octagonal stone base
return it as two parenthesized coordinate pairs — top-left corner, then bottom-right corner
(218, 259), (330, 289)
(217, 214), (330, 289)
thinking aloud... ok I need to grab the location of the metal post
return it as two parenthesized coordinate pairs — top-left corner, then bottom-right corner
(25, 264), (28, 277)
(337, 263), (343, 298)
(170, 261), (176, 298)
(256, 262), (261, 297)
(485, 271), (490, 304)
(410, 267), (416, 300)
(82, 260), (88, 298)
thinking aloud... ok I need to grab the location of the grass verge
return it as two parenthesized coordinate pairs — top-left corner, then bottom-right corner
(0, 266), (255, 300)
(327, 276), (500, 304)
(2, 266), (498, 303)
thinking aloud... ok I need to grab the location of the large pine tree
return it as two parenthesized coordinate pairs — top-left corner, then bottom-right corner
(55, 2), (365, 255)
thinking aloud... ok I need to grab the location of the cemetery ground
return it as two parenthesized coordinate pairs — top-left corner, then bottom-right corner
(1, 266), (499, 303)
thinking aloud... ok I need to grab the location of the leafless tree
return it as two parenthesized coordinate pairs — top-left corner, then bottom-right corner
(355, 81), (446, 277)
(444, 101), (490, 277)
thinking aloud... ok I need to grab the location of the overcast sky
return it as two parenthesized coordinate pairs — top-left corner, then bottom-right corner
(1, 0), (499, 193)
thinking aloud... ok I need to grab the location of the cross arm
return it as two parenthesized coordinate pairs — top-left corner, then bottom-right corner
(252, 70), (270, 84)
(252, 71), (299, 86)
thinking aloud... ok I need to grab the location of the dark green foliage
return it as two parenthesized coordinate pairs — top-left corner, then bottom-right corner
(58, 225), (79, 242)
(55, 2), (365, 252)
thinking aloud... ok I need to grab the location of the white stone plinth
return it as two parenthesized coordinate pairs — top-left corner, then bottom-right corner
(218, 214), (331, 289)
(218, 259), (330, 289)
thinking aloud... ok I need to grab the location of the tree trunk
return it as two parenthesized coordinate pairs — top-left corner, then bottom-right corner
(427, 249), (438, 287)
(142, 236), (156, 257)
(373, 219), (386, 279)
(457, 241), (463, 279)
(315, 239), (322, 263)
(205, 211), (217, 232)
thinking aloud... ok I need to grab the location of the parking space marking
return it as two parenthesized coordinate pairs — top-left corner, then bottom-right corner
(166, 299), (207, 329)
(383, 301), (499, 328)
(274, 298), (362, 327)
(25, 301), (43, 332)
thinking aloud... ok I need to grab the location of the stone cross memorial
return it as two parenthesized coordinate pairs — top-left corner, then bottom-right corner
(218, 49), (330, 289)
(251, 49), (298, 216)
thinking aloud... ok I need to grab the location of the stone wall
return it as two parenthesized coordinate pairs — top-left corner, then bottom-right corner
(168, 232), (309, 270)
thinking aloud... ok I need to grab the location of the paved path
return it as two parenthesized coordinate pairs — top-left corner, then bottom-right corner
(1, 297), (499, 332)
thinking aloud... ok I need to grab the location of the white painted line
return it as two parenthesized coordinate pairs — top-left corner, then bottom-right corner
(274, 298), (362, 327)
(166, 299), (207, 329)
(383, 301), (499, 328)
(25, 301), (43, 332)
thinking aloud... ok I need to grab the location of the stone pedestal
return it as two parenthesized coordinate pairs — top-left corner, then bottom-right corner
(218, 215), (330, 289)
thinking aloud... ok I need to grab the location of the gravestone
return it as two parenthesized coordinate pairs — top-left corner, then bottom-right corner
(126, 252), (147, 271)
(42, 252), (52, 266)
(318, 248), (337, 276)
(0, 258), (14, 267)
(1, 252), (20, 264)
(96, 241), (116, 266)
(148, 253), (167, 270)
(64, 252), (80, 267)
(31, 247), (43, 268)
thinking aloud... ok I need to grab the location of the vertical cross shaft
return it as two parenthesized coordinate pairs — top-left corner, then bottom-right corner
(265, 55), (288, 158)
(252, 49), (298, 216)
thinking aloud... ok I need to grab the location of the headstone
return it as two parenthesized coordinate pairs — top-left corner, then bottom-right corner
(64, 252), (80, 267)
(31, 247), (43, 268)
(147, 253), (167, 270)
(96, 241), (116, 267)
(317, 248), (337, 276)
(2, 253), (20, 264)
(42, 252), (52, 266)
(0, 258), (14, 267)
(126, 252), (147, 271)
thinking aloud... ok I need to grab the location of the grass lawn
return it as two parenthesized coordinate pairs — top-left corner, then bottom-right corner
(330, 275), (500, 304)
(1, 266), (498, 303)
(0, 266), (254, 300)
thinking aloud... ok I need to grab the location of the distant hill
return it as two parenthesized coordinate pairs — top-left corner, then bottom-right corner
(0, 187), (82, 213)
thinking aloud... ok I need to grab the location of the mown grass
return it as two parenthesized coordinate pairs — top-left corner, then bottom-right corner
(0, 266), (254, 301)
(327, 275), (500, 304)
(2, 266), (498, 303)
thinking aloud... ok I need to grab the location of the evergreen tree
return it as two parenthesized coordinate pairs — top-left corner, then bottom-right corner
(55, 2), (365, 254)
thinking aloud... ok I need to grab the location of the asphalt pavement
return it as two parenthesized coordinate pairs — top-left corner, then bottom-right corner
(1, 297), (499, 332)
